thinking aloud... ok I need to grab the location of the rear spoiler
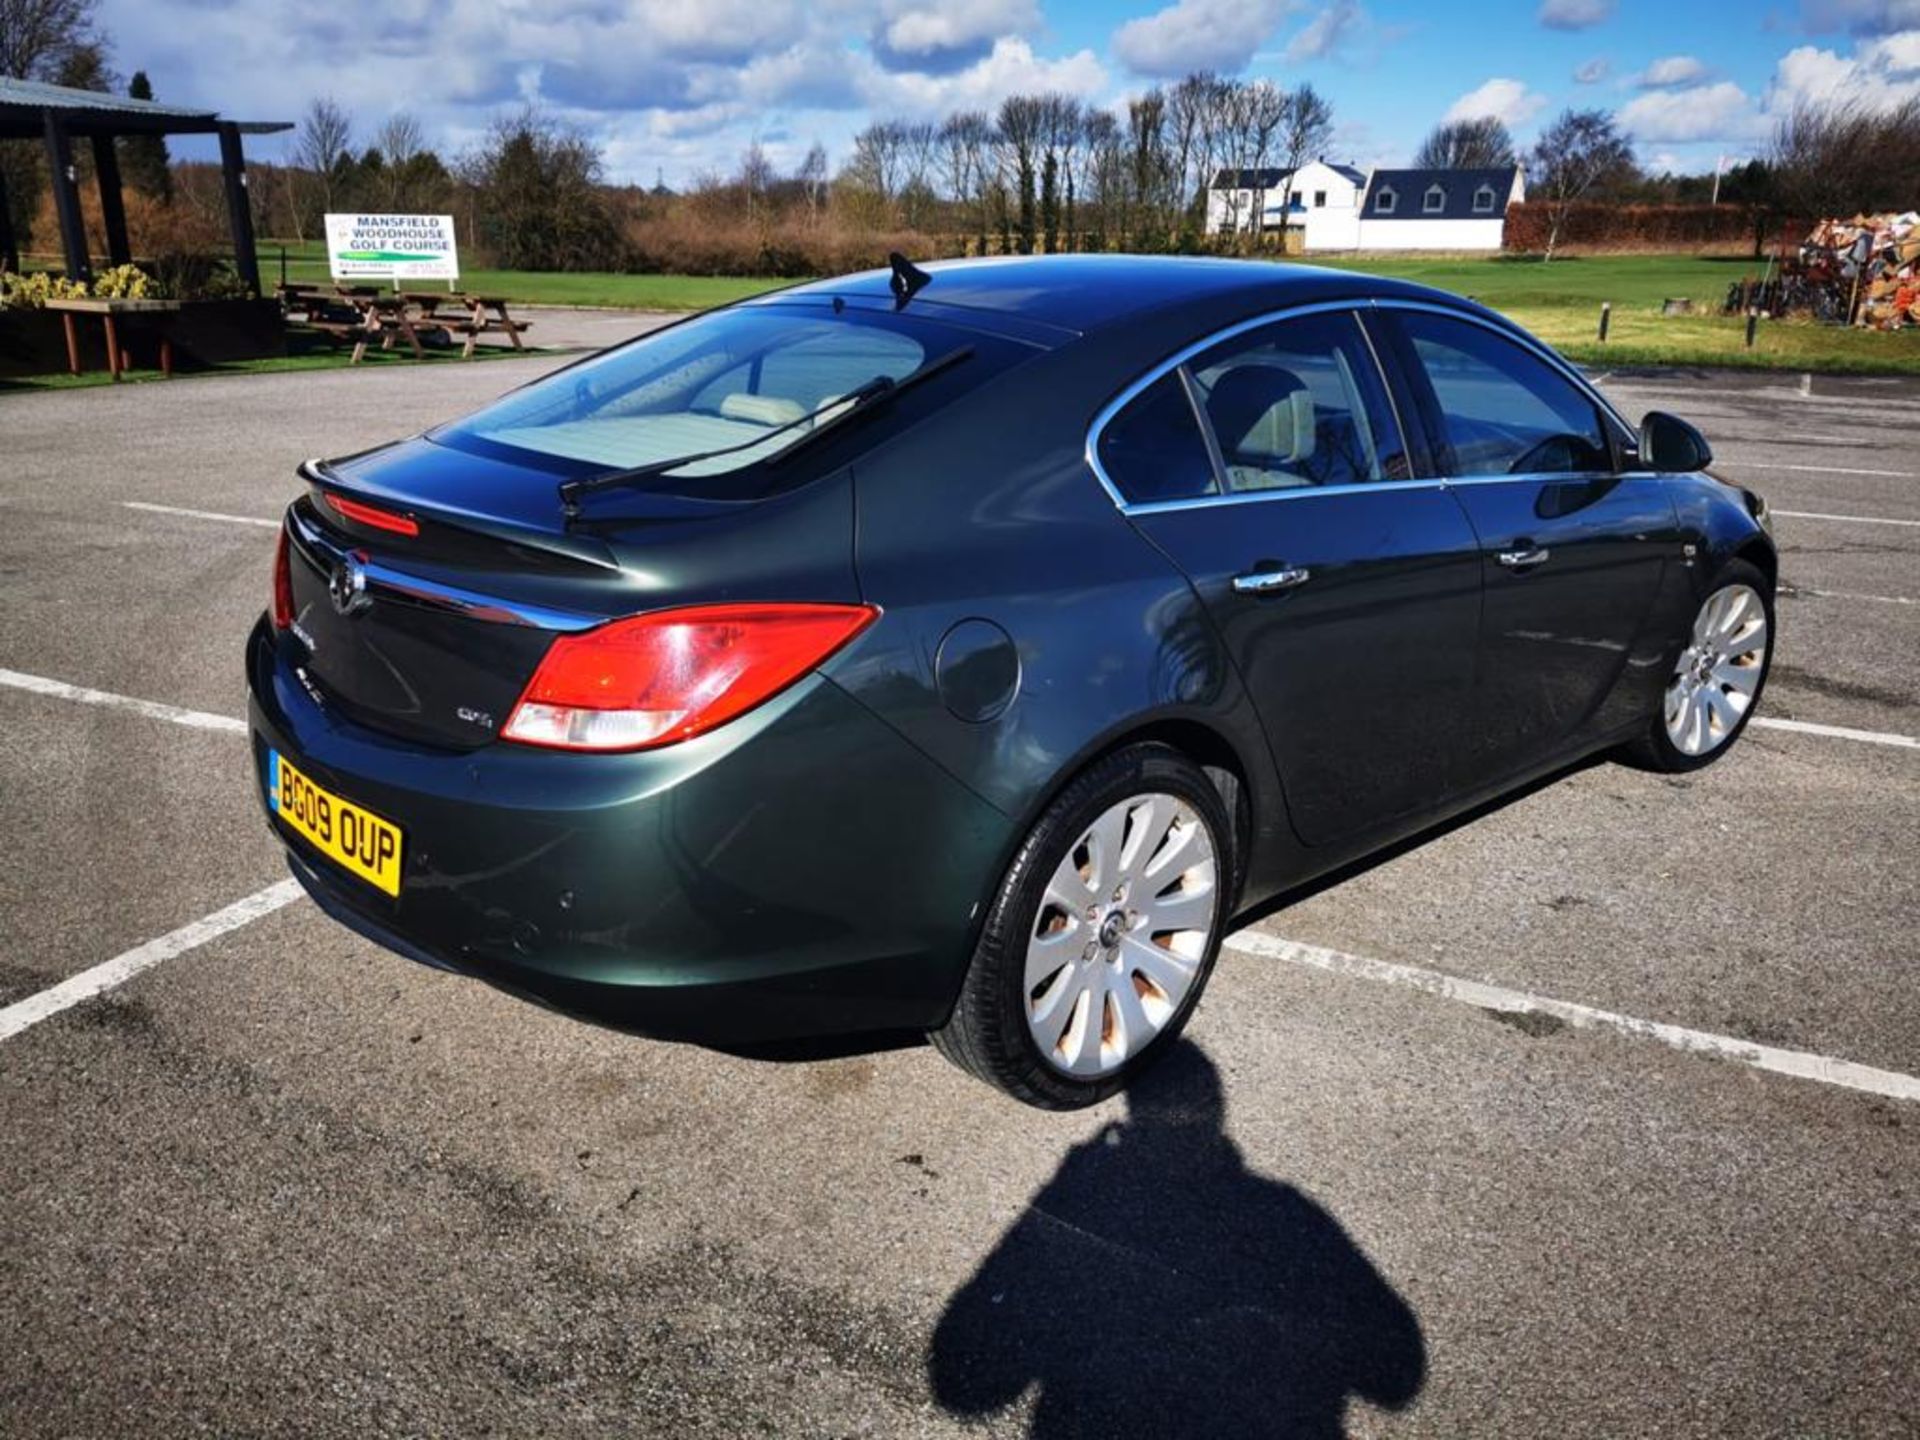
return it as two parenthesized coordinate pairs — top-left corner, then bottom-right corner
(299, 458), (624, 572)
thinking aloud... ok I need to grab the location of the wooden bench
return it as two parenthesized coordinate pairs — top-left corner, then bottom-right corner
(44, 297), (182, 380)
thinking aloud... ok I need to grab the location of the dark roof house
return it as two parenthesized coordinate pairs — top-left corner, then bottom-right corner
(1361, 166), (1522, 221)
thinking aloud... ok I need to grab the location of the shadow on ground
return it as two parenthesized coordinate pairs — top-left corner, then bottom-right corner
(928, 1042), (1425, 1438)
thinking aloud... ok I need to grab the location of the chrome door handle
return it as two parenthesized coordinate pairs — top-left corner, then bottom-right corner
(1232, 566), (1312, 595)
(1496, 545), (1551, 570)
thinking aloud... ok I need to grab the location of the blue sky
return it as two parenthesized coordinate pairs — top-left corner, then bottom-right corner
(102, 0), (1920, 185)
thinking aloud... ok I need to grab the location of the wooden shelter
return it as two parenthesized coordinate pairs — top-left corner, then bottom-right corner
(0, 76), (290, 293)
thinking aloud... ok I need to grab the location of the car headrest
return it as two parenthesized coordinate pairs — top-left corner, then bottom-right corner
(1205, 365), (1316, 465)
(718, 393), (807, 427)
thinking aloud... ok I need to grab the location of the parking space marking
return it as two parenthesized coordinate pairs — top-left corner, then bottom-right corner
(1752, 716), (1918, 750)
(123, 501), (280, 529)
(0, 881), (302, 1043)
(0, 668), (246, 735)
(1772, 509), (1920, 528)
(1783, 586), (1914, 607)
(1224, 930), (1920, 1103)
(1733, 462), (1914, 479)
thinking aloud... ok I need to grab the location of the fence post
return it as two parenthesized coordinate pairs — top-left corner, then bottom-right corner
(1745, 308), (1758, 349)
(1597, 302), (1611, 342)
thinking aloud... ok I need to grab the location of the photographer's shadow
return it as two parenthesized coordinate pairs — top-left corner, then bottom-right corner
(928, 1043), (1425, 1438)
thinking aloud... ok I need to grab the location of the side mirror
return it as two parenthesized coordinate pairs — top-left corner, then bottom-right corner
(1638, 411), (1713, 472)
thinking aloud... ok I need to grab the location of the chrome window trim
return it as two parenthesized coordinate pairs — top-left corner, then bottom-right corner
(1083, 296), (1636, 519)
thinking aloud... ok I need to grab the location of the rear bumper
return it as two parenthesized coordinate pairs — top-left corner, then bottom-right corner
(245, 618), (1012, 1044)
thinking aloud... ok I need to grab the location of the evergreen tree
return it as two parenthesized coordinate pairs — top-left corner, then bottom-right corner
(122, 72), (172, 200)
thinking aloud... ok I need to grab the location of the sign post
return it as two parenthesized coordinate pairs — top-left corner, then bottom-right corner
(323, 213), (459, 292)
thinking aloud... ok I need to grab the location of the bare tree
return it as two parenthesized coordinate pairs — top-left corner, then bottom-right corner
(1082, 107), (1123, 250)
(939, 111), (992, 251)
(1166, 71), (1226, 234)
(0, 0), (103, 81)
(375, 112), (425, 169)
(996, 96), (1046, 254)
(295, 96), (353, 217)
(1529, 108), (1635, 260)
(845, 119), (909, 221)
(796, 141), (828, 219)
(1771, 96), (1920, 220)
(738, 140), (775, 221)
(1413, 116), (1516, 170)
(1126, 88), (1173, 246)
(898, 120), (940, 229)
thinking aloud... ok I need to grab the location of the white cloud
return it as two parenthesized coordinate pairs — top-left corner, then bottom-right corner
(1537, 0), (1616, 31)
(1284, 0), (1364, 60)
(1112, 0), (1299, 77)
(1634, 54), (1709, 87)
(1616, 81), (1766, 142)
(859, 37), (1108, 116)
(1442, 77), (1549, 128)
(1573, 57), (1611, 84)
(1769, 32), (1920, 110)
(872, 0), (1042, 71)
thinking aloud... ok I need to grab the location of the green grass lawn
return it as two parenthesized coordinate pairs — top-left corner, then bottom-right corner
(24, 242), (1920, 376)
(1296, 252), (1920, 375)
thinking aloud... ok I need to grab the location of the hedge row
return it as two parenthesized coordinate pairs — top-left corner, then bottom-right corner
(1502, 202), (1790, 254)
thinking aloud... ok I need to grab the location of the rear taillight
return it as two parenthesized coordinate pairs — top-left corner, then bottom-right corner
(271, 526), (294, 630)
(503, 603), (878, 753)
(324, 491), (419, 536)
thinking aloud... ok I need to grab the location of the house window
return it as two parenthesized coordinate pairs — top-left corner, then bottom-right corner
(1313, 190), (1327, 208)
(1375, 186), (1396, 214)
(1473, 185), (1497, 214)
(1423, 184), (1446, 214)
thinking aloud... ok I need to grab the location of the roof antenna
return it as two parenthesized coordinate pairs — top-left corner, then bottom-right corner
(888, 251), (931, 309)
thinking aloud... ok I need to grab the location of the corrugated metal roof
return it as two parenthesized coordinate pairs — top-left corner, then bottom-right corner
(0, 75), (216, 118)
(0, 76), (289, 135)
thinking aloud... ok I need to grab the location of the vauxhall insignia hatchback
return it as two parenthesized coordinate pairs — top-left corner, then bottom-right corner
(248, 255), (1775, 1108)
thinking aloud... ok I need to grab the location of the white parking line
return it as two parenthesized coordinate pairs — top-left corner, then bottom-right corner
(123, 501), (280, 529)
(1752, 716), (1919, 750)
(1772, 509), (1920, 528)
(0, 881), (302, 1042)
(0, 668), (246, 734)
(1735, 462), (1914, 479)
(1224, 930), (1920, 1103)
(1785, 586), (1914, 607)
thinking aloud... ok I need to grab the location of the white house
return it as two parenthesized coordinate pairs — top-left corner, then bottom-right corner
(1351, 166), (1525, 251)
(1205, 161), (1367, 245)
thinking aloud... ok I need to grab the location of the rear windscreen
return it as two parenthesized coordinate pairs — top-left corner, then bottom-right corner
(433, 304), (1031, 484)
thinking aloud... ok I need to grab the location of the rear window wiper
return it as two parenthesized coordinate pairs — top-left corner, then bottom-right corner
(559, 345), (973, 518)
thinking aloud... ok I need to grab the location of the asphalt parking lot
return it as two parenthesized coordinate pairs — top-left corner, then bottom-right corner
(2, 321), (1916, 1438)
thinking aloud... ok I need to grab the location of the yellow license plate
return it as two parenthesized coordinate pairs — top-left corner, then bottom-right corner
(269, 749), (404, 897)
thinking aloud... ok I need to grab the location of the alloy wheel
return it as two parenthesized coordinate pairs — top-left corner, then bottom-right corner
(1664, 582), (1768, 757)
(1023, 792), (1219, 1078)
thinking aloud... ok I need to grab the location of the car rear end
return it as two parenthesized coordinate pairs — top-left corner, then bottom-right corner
(247, 299), (1033, 1042)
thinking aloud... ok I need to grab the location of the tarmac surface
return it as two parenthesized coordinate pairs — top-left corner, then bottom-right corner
(2, 318), (1916, 1437)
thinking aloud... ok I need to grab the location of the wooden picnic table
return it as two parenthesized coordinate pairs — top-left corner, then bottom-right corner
(278, 285), (531, 362)
(44, 297), (183, 380)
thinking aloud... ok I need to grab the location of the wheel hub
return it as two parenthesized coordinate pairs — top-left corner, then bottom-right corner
(1024, 792), (1219, 1078)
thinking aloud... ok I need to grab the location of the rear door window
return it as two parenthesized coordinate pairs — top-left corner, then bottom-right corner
(1186, 310), (1409, 491)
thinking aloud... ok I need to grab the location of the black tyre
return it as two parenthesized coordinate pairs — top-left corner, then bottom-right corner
(1621, 559), (1774, 773)
(931, 744), (1235, 1109)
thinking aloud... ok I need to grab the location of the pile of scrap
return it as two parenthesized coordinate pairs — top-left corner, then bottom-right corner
(1726, 212), (1920, 328)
